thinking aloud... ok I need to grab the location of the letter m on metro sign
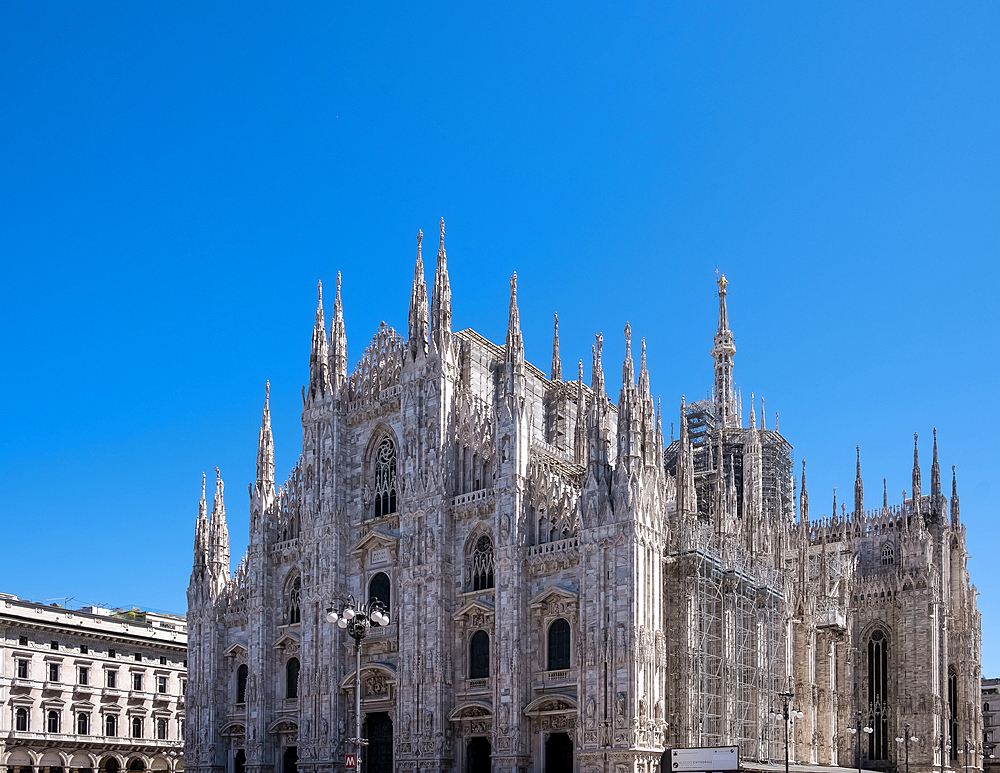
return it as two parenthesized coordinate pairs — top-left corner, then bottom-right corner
(344, 755), (356, 770)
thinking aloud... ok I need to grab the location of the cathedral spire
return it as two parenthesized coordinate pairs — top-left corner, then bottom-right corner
(883, 478), (888, 510)
(196, 472), (208, 556)
(639, 337), (650, 397)
(208, 467), (230, 581)
(655, 396), (664, 471)
(574, 360), (587, 465)
(800, 460), (809, 523)
(622, 322), (634, 387)
(430, 218), (452, 351)
(551, 314), (562, 381)
(748, 393), (756, 430)
(711, 273), (737, 427)
(505, 273), (524, 365)
(408, 230), (429, 358)
(678, 396), (697, 516)
(256, 381), (275, 494)
(308, 282), (331, 400)
(591, 333), (605, 398)
(951, 465), (961, 526)
(831, 487), (837, 522)
(931, 427), (942, 508)
(329, 272), (348, 391)
(761, 396), (766, 430)
(912, 432), (922, 514)
(854, 446), (864, 516)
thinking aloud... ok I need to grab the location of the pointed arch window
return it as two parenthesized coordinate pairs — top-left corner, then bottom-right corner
(287, 577), (301, 625)
(881, 542), (894, 566)
(472, 535), (495, 591)
(236, 664), (248, 704)
(286, 657), (300, 699)
(867, 630), (889, 760)
(373, 438), (397, 518)
(369, 572), (390, 611)
(470, 630), (490, 679)
(949, 666), (959, 759)
(548, 618), (571, 671)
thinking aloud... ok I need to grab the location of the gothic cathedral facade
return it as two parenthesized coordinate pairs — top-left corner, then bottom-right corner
(185, 223), (982, 773)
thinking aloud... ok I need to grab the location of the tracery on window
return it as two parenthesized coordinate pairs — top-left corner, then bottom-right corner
(472, 535), (495, 591)
(881, 542), (894, 566)
(287, 577), (301, 625)
(373, 438), (397, 518)
(867, 630), (889, 760)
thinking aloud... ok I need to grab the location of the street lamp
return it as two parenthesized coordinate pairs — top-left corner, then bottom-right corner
(769, 691), (804, 773)
(895, 723), (920, 773)
(327, 595), (390, 772)
(848, 711), (874, 773)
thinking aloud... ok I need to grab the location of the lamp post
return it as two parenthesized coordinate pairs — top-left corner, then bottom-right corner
(326, 595), (390, 772)
(770, 691), (804, 773)
(895, 723), (920, 773)
(848, 711), (874, 773)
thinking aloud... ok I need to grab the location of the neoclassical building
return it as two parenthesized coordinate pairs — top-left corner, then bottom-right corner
(0, 594), (187, 773)
(185, 223), (981, 773)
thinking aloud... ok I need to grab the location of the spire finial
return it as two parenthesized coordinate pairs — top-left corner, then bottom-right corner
(505, 273), (523, 369)
(591, 332), (605, 396)
(317, 280), (323, 305)
(330, 271), (348, 389)
(951, 464), (960, 526)
(622, 322), (634, 387)
(430, 218), (452, 350)
(912, 431), (922, 513)
(551, 313), (562, 381)
(711, 273), (736, 426)
(440, 216), (445, 244)
(308, 281), (331, 400)
(761, 396), (765, 430)
(800, 459), (809, 523)
(931, 426), (941, 505)
(883, 477), (888, 509)
(408, 229), (429, 356)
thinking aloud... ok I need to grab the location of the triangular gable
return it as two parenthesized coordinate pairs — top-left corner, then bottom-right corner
(448, 701), (493, 721)
(351, 527), (399, 556)
(224, 642), (248, 658)
(452, 599), (495, 622)
(272, 631), (300, 650)
(529, 585), (578, 609)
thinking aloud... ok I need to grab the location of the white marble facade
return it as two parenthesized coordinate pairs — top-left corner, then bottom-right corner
(185, 224), (981, 773)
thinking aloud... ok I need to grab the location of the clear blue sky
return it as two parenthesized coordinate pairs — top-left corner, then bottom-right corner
(2, 3), (998, 671)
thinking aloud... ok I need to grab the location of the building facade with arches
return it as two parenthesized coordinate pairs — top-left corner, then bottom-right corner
(185, 225), (981, 773)
(0, 594), (187, 773)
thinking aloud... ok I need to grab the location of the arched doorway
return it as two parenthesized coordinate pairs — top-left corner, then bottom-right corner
(363, 713), (393, 773)
(282, 747), (297, 773)
(103, 759), (121, 773)
(233, 750), (245, 773)
(545, 732), (573, 773)
(467, 737), (491, 773)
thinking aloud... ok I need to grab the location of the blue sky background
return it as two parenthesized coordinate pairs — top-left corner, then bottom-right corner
(2, 3), (998, 670)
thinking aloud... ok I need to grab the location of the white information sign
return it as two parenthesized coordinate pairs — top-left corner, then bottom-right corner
(669, 746), (739, 772)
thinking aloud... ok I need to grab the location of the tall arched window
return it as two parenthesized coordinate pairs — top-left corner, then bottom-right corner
(373, 438), (398, 518)
(157, 718), (167, 740)
(548, 618), (571, 671)
(949, 666), (959, 759)
(470, 631), (490, 679)
(236, 664), (248, 703)
(286, 657), (300, 699)
(472, 535), (495, 591)
(881, 542), (894, 566)
(16, 706), (28, 731)
(369, 572), (390, 611)
(867, 630), (889, 760)
(287, 577), (301, 625)
(78, 711), (90, 735)
(48, 709), (60, 732)
(106, 714), (117, 737)
(132, 716), (143, 738)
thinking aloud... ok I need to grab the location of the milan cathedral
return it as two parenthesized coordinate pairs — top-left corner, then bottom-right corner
(185, 222), (982, 773)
